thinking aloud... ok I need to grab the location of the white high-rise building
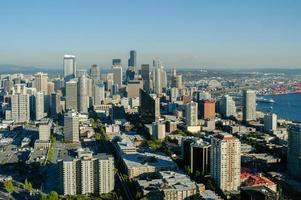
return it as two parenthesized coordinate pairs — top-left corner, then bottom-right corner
(243, 90), (256, 122)
(34, 72), (48, 94)
(78, 75), (88, 113)
(38, 119), (52, 141)
(89, 64), (100, 83)
(112, 65), (123, 86)
(59, 150), (114, 196)
(64, 111), (79, 143)
(220, 95), (236, 118)
(170, 87), (179, 102)
(35, 91), (45, 120)
(211, 133), (241, 192)
(64, 55), (76, 81)
(152, 121), (166, 140)
(152, 59), (166, 96)
(264, 113), (277, 133)
(185, 101), (198, 126)
(66, 79), (78, 111)
(94, 83), (105, 106)
(11, 93), (30, 123)
(287, 124), (301, 179)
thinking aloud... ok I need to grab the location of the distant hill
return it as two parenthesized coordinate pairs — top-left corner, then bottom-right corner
(0, 64), (62, 75)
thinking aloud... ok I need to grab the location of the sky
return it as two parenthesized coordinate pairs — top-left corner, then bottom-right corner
(0, 0), (300, 69)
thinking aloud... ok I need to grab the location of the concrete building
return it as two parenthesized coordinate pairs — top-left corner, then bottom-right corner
(185, 101), (198, 126)
(50, 92), (61, 117)
(64, 55), (76, 81)
(126, 79), (143, 98)
(38, 118), (52, 141)
(112, 65), (123, 86)
(139, 89), (160, 124)
(287, 124), (301, 179)
(34, 72), (48, 94)
(35, 91), (45, 120)
(66, 79), (78, 111)
(64, 111), (80, 143)
(78, 75), (88, 113)
(243, 90), (256, 122)
(220, 95), (236, 118)
(211, 133), (241, 192)
(152, 121), (166, 140)
(264, 113), (277, 133)
(11, 93), (30, 123)
(89, 64), (100, 83)
(58, 150), (114, 196)
(93, 83), (105, 106)
(128, 50), (137, 68)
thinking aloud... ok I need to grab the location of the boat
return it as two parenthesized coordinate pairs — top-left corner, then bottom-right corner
(256, 97), (275, 103)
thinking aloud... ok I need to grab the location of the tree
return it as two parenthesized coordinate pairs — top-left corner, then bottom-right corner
(48, 191), (59, 200)
(4, 179), (14, 197)
(95, 132), (101, 141)
(23, 179), (33, 194)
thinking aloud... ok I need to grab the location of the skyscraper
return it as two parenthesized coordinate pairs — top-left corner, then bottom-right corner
(153, 59), (162, 95)
(89, 64), (100, 84)
(66, 79), (78, 111)
(287, 124), (301, 179)
(185, 101), (198, 126)
(139, 89), (160, 124)
(64, 55), (76, 81)
(219, 95), (236, 118)
(112, 65), (123, 86)
(78, 75), (88, 113)
(199, 100), (216, 119)
(190, 140), (211, 176)
(64, 111), (79, 143)
(50, 92), (61, 117)
(264, 113), (277, 133)
(243, 90), (256, 122)
(128, 50), (137, 68)
(11, 93), (30, 123)
(94, 83), (105, 106)
(112, 58), (121, 66)
(35, 91), (45, 120)
(141, 64), (150, 93)
(211, 133), (241, 192)
(34, 72), (48, 94)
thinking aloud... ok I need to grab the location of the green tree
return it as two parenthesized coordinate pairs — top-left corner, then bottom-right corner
(39, 193), (48, 200)
(4, 179), (14, 197)
(23, 179), (33, 193)
(95, 132), (101, 141)
(48, 191), (59, 200)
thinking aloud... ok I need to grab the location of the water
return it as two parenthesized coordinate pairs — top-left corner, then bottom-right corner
(257, 93), (301, 122)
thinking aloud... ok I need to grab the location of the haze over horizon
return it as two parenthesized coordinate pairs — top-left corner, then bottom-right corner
(1, 0), (300, 69)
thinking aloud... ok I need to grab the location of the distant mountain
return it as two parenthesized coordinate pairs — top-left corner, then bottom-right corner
(0, 64), (62, 75)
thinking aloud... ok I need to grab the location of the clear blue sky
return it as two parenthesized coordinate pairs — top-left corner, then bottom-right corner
(0, 0), (300, 69)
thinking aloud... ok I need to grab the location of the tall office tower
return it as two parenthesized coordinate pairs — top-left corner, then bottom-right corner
(112, 58), (121, 66)
(76, 69), (87, 78)
(219, 95), (236, 118)
(243, 90), (256, 122)
(128, 50), (137, 68)
(106, 73), (114, 91)
(175, 75), (183, 89)
(85, 77), (93, 107)
(170, 87), (179, 102)
(153, 59), (162, 95)
(34, 72), (48, 94)
(139, 89), (160, 124)
(89, 64), (100, 83)
(78, 75), (88, 113)
(152, 121), (166, 140)
(141, 64), (150, 93)
(58, 150), (114, 195)
(11, 93), (30, 123)
(35, 92), (45, 120)
(50, 92), (61, 117)
(211, 133), (241, 192)
(171, 67), (177, 87)
(190, 140), (211, 176)
(38, 119), (51, 141)
(94, 83), (105, 106)
(66, 79), (78, 111)
(264, 113), (277, 133)
(185, 101), (198, 126)
(64, 55), (76, 81)
(64, 111), (79, 143)
(182, 137), (196, 166)
(54, 78), (63, 91)
(3, 79), (14, 93)
(199, 99), (216, 119)
(126, 67), (136, 82)
(287, 124), (301, 179)
(112, 65), (123, 86)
